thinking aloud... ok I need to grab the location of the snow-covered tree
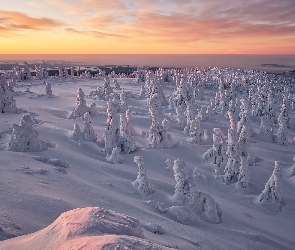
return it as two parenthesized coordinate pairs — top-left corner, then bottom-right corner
(69, 88), (89, 118)
(88, 103), (97, 116)
(237, 156), (250, 188)
(106, 147), (122, 164)
(133, 156), (155, 196)
(237, 98), (252, 137)
(83, 112), (97, 142)
(238, 125), (250, 158)
(120, 114), (128, 137)
(126, 109), (137, 136)
(45, 81), (52, 96)
(281, 93), (290, 129)
(172, 159), (222, 223)
(224, 112), (240, 184)
(0, 74), (18, 113)
(6, 114), (48, 152)
(119, 114), (136, 153)
(23, 62), (31, 80)
(104, 101), (120, 154)
(89, 77), (113, 100)
(147, 110), (174, 149)
(258, 161), (282, 204)
(276, 113), (288, 146)
(120, 92), (128, 114)
(187, 116), (203, 144)
(202, 128), (226, 178)
(183, 102), (195, 135)
(172, 159), (190, 205)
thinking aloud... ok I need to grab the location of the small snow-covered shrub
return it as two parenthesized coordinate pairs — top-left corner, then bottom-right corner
(106, 147), (122, 164)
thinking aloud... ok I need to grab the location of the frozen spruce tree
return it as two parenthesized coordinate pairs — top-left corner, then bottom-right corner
(276, 105), (288, 145)
(237, 156), (250, 188)
(133, 156), (155, 196)
(104, 121), (114, 155)
(202, 128), (226, 178)
(104, 101), (120, 154)
(147, 110), (174, 149)
(119, 114), (136, 154)
(23, 62), (31, 80)
(0, 74), (18, 113)
(45, 81), (52, 96)
(172, 159), (222, 223)
(258, 161), (282, 205)
(183, 102), (195, 135)
(281, 94), (290, 129)
(126, 109), (137, 136)
(83, 112), (97, 142)
(120, 114), (128, 137)
(238, 124), (250, 158)
(224, 112), (240, 184)
(187, 116), (203, 144)
(237, 98), (253, 137)
(69, 88), (88, 118)
(7, 114), (48, 152)
(172, 159), (190, 205)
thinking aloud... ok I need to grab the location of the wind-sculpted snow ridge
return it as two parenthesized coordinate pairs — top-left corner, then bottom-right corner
(0, 207), (174, 250)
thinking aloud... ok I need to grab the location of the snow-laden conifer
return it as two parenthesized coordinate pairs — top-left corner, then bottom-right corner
(45, 82), (52, 96)
(69, 88), (88, 118)
(172, 159), (222, 223)
(237, 156), (250, 188)
(7, 114), (48, 152)
(202, 128), (226, 178)
(133, 156), (155, 196)
(259, 161), (282, 204)
(83, 112), (97, 142)
(126, 109), (137, 136)
(0, 74), (18, 113)
(224, 112), (240, 184)
(276, 113), (288, 145)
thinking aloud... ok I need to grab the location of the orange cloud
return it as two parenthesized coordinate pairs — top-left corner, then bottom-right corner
(0, 10), (64, 36)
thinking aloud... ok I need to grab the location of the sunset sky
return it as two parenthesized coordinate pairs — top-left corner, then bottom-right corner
(0, 0), (294, 54)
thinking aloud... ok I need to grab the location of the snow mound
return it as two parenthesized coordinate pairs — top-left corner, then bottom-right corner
(0, 207), (173, 250)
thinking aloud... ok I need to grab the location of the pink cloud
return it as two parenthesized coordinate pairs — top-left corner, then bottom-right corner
(0, 9), (64, 35)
